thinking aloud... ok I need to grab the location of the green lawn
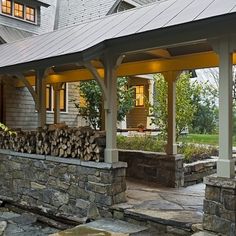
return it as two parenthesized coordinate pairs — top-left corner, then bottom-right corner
(180, 133), (236, 146)
(179, 134), (219, 146)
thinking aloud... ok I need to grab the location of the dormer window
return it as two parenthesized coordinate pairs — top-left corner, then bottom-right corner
(14, 2), (24, 19)
(26, 6), (35, 22)
(2, 0), (12, 15)
(1, 0), (37, 24)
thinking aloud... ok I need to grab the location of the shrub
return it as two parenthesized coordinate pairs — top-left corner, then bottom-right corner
(117, 135), (219, 163)
(117, 135), (165, 152)
(0, 123), (15, 135)
(179, 143), (218, 163)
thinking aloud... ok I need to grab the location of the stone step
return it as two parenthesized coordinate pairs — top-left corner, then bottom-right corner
(191, 231), (218, 236)
(50, 218), (150, 236)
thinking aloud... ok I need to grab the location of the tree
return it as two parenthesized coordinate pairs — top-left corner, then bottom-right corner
(191, 80), (218, 134)
(74, 77), (134, 130)
(75, 80), (102, 130)
(151, 72), (200, 139)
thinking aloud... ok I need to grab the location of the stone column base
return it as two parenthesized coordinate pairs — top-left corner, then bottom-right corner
(203, 175), (236, 236)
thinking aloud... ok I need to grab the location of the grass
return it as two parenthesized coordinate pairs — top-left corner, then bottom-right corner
(180, 133), (236, 146)
(179, 134), (219, 146)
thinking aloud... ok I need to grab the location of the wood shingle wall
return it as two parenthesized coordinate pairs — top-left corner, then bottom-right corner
(4, 82), (83, 130)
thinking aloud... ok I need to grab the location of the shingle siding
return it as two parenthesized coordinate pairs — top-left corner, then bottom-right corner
(56, 0), (117, 28)
(4, 83), (85, 130)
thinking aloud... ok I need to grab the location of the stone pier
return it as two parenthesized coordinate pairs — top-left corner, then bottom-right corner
(203, 175), (236, 236)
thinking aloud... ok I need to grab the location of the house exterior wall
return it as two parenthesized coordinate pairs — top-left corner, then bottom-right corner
(4, 82), (82, 130)
(56, 0), (117, 28)
(126, 77), (149, 128)
(0, 0), (57, 34)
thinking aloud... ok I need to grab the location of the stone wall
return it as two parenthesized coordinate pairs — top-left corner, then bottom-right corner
(184, 158), (217, 186)
(0, 149), (127, 221)
(119, 150), (184, 188)
(203, 175), (236, 236)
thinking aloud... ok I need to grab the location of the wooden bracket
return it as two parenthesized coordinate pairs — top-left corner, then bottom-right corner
(10, 72), (39, 109)
(80, 61), (108, 104)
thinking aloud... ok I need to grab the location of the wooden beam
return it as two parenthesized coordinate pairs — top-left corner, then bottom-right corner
(14, 51), (236, 87)
(146, 49), (171, 59)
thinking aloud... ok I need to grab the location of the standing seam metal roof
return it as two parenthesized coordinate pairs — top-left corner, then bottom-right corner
(0, 25), (34, 43)
(0, 0), (235, 69)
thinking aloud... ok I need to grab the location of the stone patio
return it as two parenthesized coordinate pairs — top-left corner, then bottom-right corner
(0, 208), (59, 236)
(111, 178), (205, 235)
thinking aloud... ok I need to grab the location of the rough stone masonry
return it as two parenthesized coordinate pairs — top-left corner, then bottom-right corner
(203, 175), (236, 236)
(0, 149), (127, 221)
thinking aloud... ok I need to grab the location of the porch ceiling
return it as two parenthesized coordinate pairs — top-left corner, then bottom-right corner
(0, 0), (236, 84)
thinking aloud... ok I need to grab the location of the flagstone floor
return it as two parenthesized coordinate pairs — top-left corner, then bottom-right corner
(0, 209), (59, 236)
(111, 178), (205, 232)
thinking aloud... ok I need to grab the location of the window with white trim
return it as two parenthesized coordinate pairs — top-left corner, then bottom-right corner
(135, 85), (144, 107)
(14, 2), (24, 19)
(26, 6), (35, 22)
(1, 0), (12, 15)
(46, 84), (68, 112)
(1, 0), (36, 23)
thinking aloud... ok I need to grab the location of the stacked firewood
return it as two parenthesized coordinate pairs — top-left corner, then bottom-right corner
(0, 126), (106, 162)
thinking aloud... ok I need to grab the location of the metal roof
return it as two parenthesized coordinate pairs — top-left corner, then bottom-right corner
(0, 25), (34, 43)
(0, 0), (235, 72)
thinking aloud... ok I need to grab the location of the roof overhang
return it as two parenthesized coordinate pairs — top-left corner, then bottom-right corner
(0, 0), (236, 81)
(30, 0), (50, 8)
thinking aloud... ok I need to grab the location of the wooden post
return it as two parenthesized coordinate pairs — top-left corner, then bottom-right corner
(162, 71), (180, 155)
(36, 69), (48, 128)
(53, 83), (63, 124)
(103, 54), (124, 163)
(104, 55), (118, 163)
(217, 38), (235, 178)
(0, 79), (4, 123)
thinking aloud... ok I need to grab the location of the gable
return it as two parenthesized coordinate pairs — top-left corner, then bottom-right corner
(55, 0), (118, 29)
(133, 0), (159, 4)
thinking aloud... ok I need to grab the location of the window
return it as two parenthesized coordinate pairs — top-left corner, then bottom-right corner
(46, 85), (52, 111)
(59, 84), (66, 111)
(14, 2), (24, 18)
(135, 85), (144, 107)
(46, 84), (67, 112)
(26, 6), (35, 22)
(1, 0), (12, 15)
(1, 0), (36, 23)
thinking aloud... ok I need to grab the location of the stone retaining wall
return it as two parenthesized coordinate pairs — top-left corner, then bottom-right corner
(184, 158), (217, 186)
(203, 175), (236, 236)
(0, 149), (127, 221)
(119, 150), (184, 187)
